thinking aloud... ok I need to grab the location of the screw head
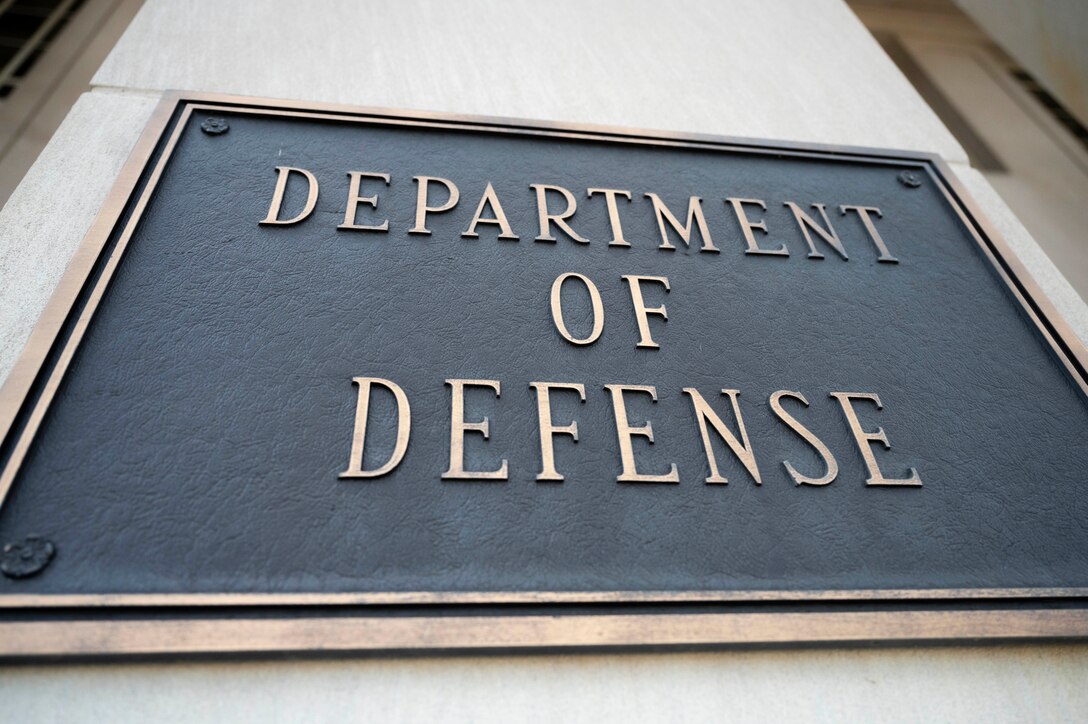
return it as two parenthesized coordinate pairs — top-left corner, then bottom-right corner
(1, 536), (55, 579)
(897, 170), (922, 188)
(201, 117), (230, 135)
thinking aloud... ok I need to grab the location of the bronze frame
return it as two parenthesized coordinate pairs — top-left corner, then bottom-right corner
(1, 91), (1086, 658)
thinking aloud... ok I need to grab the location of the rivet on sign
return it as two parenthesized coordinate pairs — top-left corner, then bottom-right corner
(897, 170), (922, 188)
(201, 117), (230, 135)
(1, 535), (55, 579)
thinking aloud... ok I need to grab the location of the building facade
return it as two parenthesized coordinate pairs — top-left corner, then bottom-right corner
(0, 0), (1086, 720)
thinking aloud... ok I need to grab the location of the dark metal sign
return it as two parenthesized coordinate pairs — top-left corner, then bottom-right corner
(1, 93), (1087, 656)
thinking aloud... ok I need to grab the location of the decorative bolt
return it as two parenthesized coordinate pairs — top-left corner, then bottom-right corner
(201, 117), (230, 135)
(897, 170), (922, 188)
(1, 535), (55, 579)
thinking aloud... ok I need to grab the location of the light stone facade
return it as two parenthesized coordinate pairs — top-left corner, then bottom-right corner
(0, 0), (1084, 720)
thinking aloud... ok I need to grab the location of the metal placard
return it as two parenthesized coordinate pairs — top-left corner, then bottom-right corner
(1, 93), (1086, 657)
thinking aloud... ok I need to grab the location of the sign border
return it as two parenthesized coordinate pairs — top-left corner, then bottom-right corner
(1, 92), (1086, 657)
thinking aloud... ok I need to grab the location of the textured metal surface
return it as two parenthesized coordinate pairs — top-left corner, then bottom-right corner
(0, 96), (1086, 627)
